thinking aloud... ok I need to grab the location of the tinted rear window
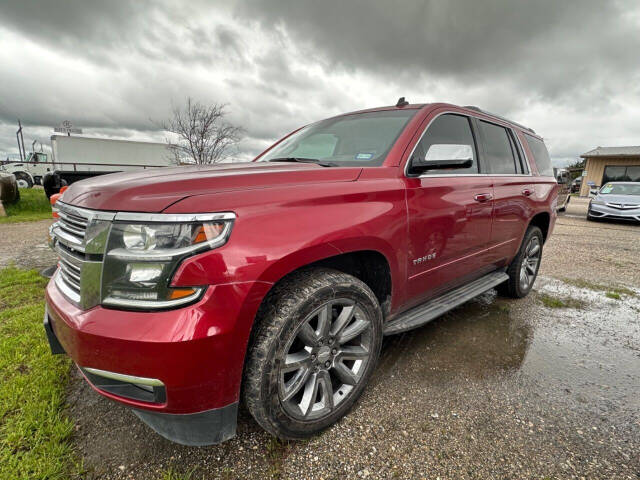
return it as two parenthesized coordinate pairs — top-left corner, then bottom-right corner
(478, 121), (517, 174)
(524, 134), (554, 177)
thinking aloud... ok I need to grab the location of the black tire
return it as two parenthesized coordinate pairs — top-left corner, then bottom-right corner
(586, 208), (596, 222)
(498, 225), (543, 298)
(243, 268), (383, 440)
(14, 172), (33, 189)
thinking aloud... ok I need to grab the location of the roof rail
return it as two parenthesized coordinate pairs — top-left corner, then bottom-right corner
(462, 105), (536, 134)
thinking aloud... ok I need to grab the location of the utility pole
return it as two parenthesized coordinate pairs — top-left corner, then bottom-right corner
(16, 121), (26, 161)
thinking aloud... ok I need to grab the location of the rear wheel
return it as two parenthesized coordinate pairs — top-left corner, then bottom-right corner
(243, 268), (382, 440)
(498, 226), (543, 298)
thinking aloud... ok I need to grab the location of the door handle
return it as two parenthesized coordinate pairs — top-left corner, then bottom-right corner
(474, 193), (493, 202)
(522, 188), (534, 197)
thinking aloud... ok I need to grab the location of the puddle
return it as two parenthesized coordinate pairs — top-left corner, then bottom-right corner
(375, 277), (640, 422)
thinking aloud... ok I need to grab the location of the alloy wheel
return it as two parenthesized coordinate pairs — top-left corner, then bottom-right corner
(278, 299), (372, 421)
(520, 236), (541, 290)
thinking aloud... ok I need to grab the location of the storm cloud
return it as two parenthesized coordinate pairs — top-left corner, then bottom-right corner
(1, 0), (639, 165)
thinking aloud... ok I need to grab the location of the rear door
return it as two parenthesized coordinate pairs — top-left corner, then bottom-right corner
(405, 112), (494, 305)
(476, 120), (534, 266)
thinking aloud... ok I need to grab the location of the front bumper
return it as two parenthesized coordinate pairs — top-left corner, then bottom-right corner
(588, 203), (640, 222)
(44, 274), (271, 445)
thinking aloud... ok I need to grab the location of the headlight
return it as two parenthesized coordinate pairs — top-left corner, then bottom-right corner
(101, 212), (235, 309)
(591, 198), (605, 205)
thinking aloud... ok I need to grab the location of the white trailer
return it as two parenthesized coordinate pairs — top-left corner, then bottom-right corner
(44, 136), (176, 196)
(2, 136), (176, 194)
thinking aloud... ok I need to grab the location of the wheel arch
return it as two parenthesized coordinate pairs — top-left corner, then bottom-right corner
(528, 211), (551, 242)
(256, 246), (394, 318)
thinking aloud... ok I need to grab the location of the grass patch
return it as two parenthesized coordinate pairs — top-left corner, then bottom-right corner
(605, 292), (621, 300)
(559, 277), (636, 297)
(266, 437), (289, 479)
(0, 188), (51, 223)
(161, 466), (199, 480)
(0, 266), (81, 479)
(539, 293), (586, 309)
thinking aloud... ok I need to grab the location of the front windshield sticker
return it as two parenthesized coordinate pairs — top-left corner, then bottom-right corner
(355, 152), (375, 160)
(601, 184), (613, 194)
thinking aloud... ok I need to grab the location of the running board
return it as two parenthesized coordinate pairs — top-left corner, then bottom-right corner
(383, 271), (509, 336)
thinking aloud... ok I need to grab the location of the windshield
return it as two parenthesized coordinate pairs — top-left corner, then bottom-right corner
(599, 183), (640, 195)
(258, 109), (417, 167)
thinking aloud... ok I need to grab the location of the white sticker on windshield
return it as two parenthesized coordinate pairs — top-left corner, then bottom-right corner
(601, 184), (613, 194)
(355, 152), (374, 160)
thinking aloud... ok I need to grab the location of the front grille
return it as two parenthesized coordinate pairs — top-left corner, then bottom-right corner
(55, 242), (82, 294)
(52, 204), (91, 300)
(606, 202), (640, 210)
(50, 203), (113, 308)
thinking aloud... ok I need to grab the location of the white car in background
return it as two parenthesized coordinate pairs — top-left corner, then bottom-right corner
(587, 182), (640, 223)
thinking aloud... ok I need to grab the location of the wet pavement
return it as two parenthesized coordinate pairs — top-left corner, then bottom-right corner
(68, 276), (640, 480)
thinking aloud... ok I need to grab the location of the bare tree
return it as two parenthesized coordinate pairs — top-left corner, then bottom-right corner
(161, 98), (243, 165)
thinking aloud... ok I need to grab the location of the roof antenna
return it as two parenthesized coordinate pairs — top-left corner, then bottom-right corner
(396, 97), (409, 107)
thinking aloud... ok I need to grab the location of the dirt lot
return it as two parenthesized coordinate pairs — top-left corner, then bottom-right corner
(2, 198), (639, 479)
(0, 217), (56, 271)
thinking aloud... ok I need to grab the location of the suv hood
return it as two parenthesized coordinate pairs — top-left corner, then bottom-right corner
(61, 162), (362, 212)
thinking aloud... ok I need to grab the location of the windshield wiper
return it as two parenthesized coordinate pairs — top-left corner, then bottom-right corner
(266, 157), (337, 167)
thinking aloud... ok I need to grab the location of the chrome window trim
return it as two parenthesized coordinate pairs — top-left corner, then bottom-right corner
(404, 110), (534, 179)
(83, 367), (165, 387)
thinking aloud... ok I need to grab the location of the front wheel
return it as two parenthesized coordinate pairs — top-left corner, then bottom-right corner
(243, 268), (383, 440)
(498, 225), (543, 298)
(14, 172), (33, 189)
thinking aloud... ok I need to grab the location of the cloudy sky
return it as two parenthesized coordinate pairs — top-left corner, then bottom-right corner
(1, 0), (640, 166)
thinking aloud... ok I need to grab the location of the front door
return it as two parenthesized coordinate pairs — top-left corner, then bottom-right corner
(405, 113), (493, 306)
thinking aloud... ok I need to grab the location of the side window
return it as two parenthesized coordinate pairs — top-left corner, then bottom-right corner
(412, 114), (478, 175)
(508, 131), (529, 174)
(478, 121), (517, 174)
(524, 134), (554, 177)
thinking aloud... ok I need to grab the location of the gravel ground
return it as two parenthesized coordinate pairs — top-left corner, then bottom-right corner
(540, 196), (640, 285)
(0, 218), (56, 271)
(2, 198), (639, 479)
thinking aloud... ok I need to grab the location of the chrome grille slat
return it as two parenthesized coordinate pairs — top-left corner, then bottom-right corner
(59, 262), (81, 284)
(54, 242), (83, 269)
(57, 210), (88, 228)
(52, 225), (85, 252)
(52, 204), (91, 302)
(58, 268), (81, 292)
(58, 220), (86, 238)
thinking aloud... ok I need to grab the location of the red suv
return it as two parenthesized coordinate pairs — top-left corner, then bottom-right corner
(45, 101), (558, 445)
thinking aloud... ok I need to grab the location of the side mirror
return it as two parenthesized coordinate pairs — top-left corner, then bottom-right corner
(409, 144), (473, 175)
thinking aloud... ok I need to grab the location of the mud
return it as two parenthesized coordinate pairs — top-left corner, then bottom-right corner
(67, 277), (640, 480)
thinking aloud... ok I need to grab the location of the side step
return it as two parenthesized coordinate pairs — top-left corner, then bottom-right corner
(383, 271), (509, 335)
